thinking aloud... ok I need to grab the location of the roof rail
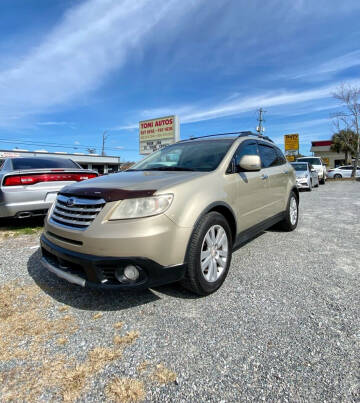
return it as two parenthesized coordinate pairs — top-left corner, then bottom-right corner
(181, 131), (274, 143)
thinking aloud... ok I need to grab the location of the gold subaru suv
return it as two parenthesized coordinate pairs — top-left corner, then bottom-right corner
(40, 132), (298, 295)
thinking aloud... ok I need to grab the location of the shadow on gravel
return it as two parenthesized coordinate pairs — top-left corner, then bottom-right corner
(0, 215), (45, 230)
(27, 249), (200, 311)
(27, 249), (161, 311)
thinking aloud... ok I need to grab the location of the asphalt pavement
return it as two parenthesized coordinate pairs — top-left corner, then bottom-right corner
(0, 181), (359, 402)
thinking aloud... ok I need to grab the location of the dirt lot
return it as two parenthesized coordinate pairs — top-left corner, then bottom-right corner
(0, 181), (359, 402)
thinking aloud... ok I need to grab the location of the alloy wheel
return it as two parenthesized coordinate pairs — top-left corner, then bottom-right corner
(200, 225), (228, 282)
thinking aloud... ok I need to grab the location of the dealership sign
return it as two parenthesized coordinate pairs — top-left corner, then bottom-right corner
(139, 115), (180, 155)
(284, 134), (299, 151)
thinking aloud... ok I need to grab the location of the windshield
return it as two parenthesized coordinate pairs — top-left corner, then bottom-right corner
(130, 140), (234, 172)
(298, 157), (321, 165)
(12, 158), (79, 170)
(291, 163), (308, 171)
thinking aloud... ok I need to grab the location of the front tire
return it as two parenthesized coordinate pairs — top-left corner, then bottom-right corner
(334, 174), (342, 179)
(278, 191), (299, 231)
(181, 212), (232, 296)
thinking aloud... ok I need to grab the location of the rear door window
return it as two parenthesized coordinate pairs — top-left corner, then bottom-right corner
(258, 144), (278, 168)
(275, 147), (286, 165)
(11, 158), (79, 170)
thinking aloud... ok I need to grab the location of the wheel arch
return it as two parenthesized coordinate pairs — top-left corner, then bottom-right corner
(190, 201), (237, 246)
(291, 186), (299, 203)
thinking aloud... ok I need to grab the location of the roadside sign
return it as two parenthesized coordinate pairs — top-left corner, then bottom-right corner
(139, 115), (180, 155)
(284, 134), (299, 151)
(322, 157), (329, 165)
(286, 155), (295, 162)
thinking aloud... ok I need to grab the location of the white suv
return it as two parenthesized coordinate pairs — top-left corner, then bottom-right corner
(296, 157), (327, 184)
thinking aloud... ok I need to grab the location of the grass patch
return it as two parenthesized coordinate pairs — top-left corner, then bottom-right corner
(0, 282), (141, 402)
(151, 364), (177, 384)
(105, 378), (145, 402)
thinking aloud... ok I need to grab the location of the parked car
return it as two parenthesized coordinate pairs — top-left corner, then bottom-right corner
(327, 165), (360, 178)
(0, 157), (98, 218)
(291, 162), (319, 191)
(296, 157), (327, 184)
(40, 132), (299, 296)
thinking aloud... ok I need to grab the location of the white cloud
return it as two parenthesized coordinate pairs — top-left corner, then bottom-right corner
(37, 121), (73, 126)
(141, 82), (359, 125)
(113, 78), (360, 130)
(0, 0), (200, 120)
(292, 50), (360, 80)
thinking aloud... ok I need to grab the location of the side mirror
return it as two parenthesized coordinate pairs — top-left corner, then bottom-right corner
(239, 155), (261, 171)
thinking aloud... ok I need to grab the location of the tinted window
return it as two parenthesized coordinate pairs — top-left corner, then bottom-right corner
(12, 158), (79, 170)
(258, 144), (278, 168)
(131, 139), (233, 172)
(275, 147), (286, 165)
(291, 163), (308, 171)
(233, 141), (258, 168)
(298, 157), (321, 165)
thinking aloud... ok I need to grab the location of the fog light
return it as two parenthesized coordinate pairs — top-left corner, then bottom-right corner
(124, 265), (139, 281)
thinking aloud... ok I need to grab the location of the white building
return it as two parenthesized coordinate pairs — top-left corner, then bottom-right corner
(0, 149), (121, 174)
(310, 140), (346, 168)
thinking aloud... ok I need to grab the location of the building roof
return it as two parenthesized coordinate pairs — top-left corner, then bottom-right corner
(0, 149), (120, 164)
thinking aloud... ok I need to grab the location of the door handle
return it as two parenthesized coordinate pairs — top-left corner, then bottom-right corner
(261, 174), (268, 180)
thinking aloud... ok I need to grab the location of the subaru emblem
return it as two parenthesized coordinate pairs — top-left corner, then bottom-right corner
(66, 198), (75, 207)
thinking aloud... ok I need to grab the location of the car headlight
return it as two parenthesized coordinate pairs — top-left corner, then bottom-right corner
(108, 194), (173, 220)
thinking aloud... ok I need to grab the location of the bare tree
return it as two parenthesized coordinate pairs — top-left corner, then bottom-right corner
(332, 84), (360, 178)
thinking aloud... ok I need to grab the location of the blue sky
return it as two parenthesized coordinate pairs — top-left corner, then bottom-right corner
(0, 0), (360, 161)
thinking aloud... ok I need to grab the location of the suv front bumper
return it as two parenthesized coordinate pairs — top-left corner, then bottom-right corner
(40, 235), (186, 290)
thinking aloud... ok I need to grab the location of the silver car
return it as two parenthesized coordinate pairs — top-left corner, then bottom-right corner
(291, 162), (319, 191)
(0, 157), (98, 218)
(327, 165), (360, 179)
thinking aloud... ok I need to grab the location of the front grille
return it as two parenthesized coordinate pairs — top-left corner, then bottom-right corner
(50, 194), (105, 230)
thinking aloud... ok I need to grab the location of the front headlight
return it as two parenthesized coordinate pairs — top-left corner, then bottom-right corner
(108, 194), (173, 220)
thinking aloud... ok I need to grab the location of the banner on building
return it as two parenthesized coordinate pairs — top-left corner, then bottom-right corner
(139, 115), (180, 155)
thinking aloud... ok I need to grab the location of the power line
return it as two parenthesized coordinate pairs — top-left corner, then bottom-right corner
(0, 138), (138, 153)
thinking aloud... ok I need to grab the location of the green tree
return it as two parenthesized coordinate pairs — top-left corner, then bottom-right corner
(330, 129), (357, 164)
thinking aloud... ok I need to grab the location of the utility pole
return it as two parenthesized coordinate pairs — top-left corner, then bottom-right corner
(256, 108), (266, 136)
(101, 130), (109, 156)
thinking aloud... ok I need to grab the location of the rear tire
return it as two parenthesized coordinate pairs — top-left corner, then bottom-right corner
(181, 212), (232, 296)
(308, 180), (312, 191)
(334, 174), (342, 179)
(320, 176), (326, 184)
(277, 191), (299, 231)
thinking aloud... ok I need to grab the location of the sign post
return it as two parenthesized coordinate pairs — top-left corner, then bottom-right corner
(139, 115), (180, 155)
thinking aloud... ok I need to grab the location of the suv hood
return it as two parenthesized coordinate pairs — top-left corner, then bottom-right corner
(60, 170), (207, 202)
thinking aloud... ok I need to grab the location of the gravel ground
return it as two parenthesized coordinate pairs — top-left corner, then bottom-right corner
(0, 181), (359, 402)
